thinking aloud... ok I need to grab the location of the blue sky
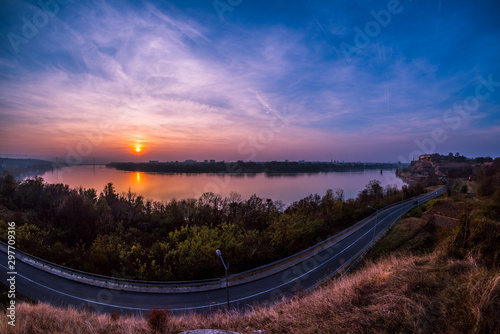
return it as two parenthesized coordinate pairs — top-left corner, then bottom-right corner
(0, 0), (499, 163)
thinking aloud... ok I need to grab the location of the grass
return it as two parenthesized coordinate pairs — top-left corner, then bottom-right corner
(1, 252), (498, 334)
(1, 187), (499, 333)
(369, 216), (437, 258)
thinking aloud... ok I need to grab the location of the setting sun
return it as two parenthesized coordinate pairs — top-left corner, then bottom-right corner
(133, 143), (144, 153)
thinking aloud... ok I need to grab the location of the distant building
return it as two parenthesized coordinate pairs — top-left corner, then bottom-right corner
(418, 153), (441, 162)
(149, 160), (159, 164)
(210, 160), (216, 163)
(184, 159), (197, 164)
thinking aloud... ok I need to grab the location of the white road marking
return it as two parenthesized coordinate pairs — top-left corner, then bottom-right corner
(0, 191), (443, 311)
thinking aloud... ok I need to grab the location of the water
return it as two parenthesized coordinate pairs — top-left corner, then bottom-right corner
(39, 166), (405, 205)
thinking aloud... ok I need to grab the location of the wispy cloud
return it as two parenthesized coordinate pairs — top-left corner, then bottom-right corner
(0, 0), (499, 161)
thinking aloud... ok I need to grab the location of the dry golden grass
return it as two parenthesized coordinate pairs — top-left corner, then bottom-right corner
(2, 190), (499, 333)
(0, 302), (149, 334)
(2, 250), (499, 334)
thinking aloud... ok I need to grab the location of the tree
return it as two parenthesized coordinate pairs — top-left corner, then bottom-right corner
(0, 174), (17, 208)
(56, 193), (98, 243)
(102, 182), (117, 203)
(88, 234), (122, 275)
(16, 177), (44, 211)
(268, 214), (314, 256)
(95, 196), (115, 235)
(367, 179), (383, 199)
(242, 194), (269, 230)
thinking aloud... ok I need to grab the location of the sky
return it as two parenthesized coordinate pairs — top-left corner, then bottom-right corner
(0, 0), (499, 163)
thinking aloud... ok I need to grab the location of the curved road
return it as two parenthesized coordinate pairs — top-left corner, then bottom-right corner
(1, 188), (445, 314)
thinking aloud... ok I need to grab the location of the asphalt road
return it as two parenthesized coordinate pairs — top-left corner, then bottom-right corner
(0, 188), (446, 314)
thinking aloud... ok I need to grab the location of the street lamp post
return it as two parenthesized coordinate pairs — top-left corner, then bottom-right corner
(216, 249), (230, 311)
(368, 206), (380, 246)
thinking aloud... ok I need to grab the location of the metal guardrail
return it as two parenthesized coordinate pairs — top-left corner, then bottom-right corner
(0, 188), (445, 290)
(0, 241), (218, 286)
(299, 188), (447, 294)
(226, 191), (430, 281)
(331, 187), (446, 283)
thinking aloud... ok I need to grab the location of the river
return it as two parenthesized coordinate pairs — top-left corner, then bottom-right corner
(40, 166), (405, 205)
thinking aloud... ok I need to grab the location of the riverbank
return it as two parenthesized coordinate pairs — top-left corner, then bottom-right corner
(0, 158), (63, 179)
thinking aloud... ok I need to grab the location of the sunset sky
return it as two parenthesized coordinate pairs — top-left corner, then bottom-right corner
(1, 0), (499, 163)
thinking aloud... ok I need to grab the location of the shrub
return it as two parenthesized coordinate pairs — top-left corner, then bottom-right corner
(147, 306), (170, 333)
(110, 311), (120, 322)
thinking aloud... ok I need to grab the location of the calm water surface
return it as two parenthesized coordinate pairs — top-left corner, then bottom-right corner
(40, 166), (405, 205)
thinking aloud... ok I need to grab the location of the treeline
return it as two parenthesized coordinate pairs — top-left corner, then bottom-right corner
(108, 161), (401, 174)
(0, 174), (426, 281)
(0, 158), (61, 179)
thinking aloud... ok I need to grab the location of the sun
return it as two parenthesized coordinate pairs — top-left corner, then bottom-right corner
(131, 141), (146, 154)
(134, 145), (143, 153)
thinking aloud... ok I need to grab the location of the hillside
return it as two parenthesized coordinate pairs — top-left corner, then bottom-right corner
(1, 170), (499, 333)
(397, 153), (493, 184)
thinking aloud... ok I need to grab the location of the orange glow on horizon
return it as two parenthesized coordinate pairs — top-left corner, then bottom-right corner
(133, 144), (143, 154)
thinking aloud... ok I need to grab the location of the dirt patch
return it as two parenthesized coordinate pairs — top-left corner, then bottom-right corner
(422, 198), (465, 228)
(423, 212), (457, 228)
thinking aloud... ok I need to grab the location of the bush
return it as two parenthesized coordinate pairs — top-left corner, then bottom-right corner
(446, 212), (500, 269)
(147, 306), (170, 333)
(447, 211), (471, 259)
(110, 311), (120, 322)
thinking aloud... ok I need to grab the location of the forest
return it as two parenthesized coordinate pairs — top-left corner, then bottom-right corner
(109, 160), (401, 174)
(0, 171), (434, 281)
